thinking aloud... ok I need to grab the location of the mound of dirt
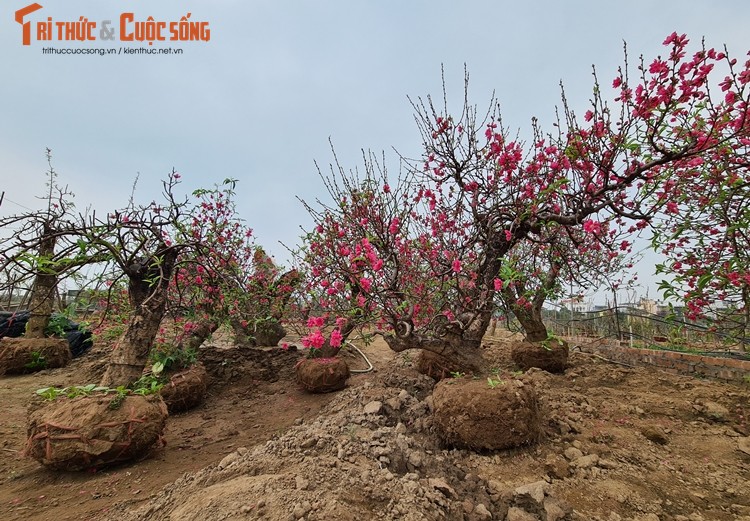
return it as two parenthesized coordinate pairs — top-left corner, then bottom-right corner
(415, 349), (468, 380)
(25, 393), (167, 471)
(103, 369), (522, 521)
(104, 336), (750, 521)
(198, 344), (300, 384)
(0, 337), (71, 375)
(511, 339), (569, 373)
(432, 376), (542, 450)
(295, 357), (350, 393)
(159, 363), (209, 413)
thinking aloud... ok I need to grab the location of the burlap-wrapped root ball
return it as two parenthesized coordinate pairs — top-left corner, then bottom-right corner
(432, 378), (542, 450)
(415, 350), (468, 381)
(0, 337), (71, 375)
(511, 339), (569, 374)
(25, 394), (168, 470)
(296, 357), (350, 393)
(159, 363), (209, 413)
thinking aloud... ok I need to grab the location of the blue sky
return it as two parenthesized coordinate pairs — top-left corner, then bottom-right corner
(1, 1), (748, 304)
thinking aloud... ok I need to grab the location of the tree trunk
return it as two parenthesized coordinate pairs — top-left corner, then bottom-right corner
(513, 305), (549, 342)
(100, 304), (167, 386)
(382, 310), (493, 374)
(230, 319), (255, 346)
(500, 263), (557, 343)
(254, 320), (287, 346)
(183, 320), (219, 352)
(100, 249), (178, 387)
(231, 319), (286, 347)
(25, 230), (57, 338)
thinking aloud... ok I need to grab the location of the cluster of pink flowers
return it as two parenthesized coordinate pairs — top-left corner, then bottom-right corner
(294, 32), (750, 350)
(582, 219), (602, 235)
(300, 315), (344, 351)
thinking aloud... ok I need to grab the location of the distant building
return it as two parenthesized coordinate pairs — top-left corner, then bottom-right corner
(560, 296), (590, 314)
(638, 298), (658, 314)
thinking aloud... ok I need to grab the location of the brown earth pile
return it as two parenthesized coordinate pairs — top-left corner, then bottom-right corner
(159, 363), (209, 413)
(0, 337), (71, 375)
(25, 393), (168, 471)
(511, 339), (569, 373)
(296, 357), (350, 393)
(432, 376), (542, 450)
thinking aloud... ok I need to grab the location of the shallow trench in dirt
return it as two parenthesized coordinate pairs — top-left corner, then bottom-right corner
(1, 333), (749, 521)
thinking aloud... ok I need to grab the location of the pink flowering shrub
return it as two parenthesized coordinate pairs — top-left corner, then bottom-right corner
(297, 34), (750, 359)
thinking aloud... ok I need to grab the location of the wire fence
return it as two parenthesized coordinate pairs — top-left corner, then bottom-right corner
(543, 306), (750, 357)
(4, 280), (748, 358)
(0, 287), (32, 312)
(0, 286), (98, 315)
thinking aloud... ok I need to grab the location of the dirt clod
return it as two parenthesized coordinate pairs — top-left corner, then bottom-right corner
(25, 393), (167, 471)
(511, 339), (569, 373)
(432, 377), (542, 450)
(159, 362), (209, 413)
(295, 357), (350, 393)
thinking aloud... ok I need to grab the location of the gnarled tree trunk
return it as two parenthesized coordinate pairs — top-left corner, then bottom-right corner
(383, 309), (492, 374)
(231, 319), (286, 347)
(501, 262), (559, 343)
(512, 304), (549, 343)
(100, 248), (179, 387)
(379, 240), (510, 374)
(25, 229), (57, 339)
(182, 320), (219, 352)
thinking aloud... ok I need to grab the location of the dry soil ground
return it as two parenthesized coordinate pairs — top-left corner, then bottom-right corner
(1, 332), (749, 521)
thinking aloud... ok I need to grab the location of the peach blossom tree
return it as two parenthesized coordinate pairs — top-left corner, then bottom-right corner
(298, 34), (750, 369)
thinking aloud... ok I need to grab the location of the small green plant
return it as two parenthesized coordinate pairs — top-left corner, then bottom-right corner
(541, 333), (564, 351)
(450, 371), (466, 379)
(486, 376), (504, 389)
(35, 378), (163, 410)
(107, 386), (130, 410)
(667, 325), (688, 346)
(24, 351), (47, 371)
(743, 374), (750, 386)
(97, 323), (126, 343)
(44, 309), (92, 339)
(345, 423), (358, 440)
(132, 373), (164, 395)
(150, 345), (197, 373)
(36, 386), (65, 400)
(45, 313), (70, 337)
(67, 383), (108, 398)
(36, 384), (114, 400)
